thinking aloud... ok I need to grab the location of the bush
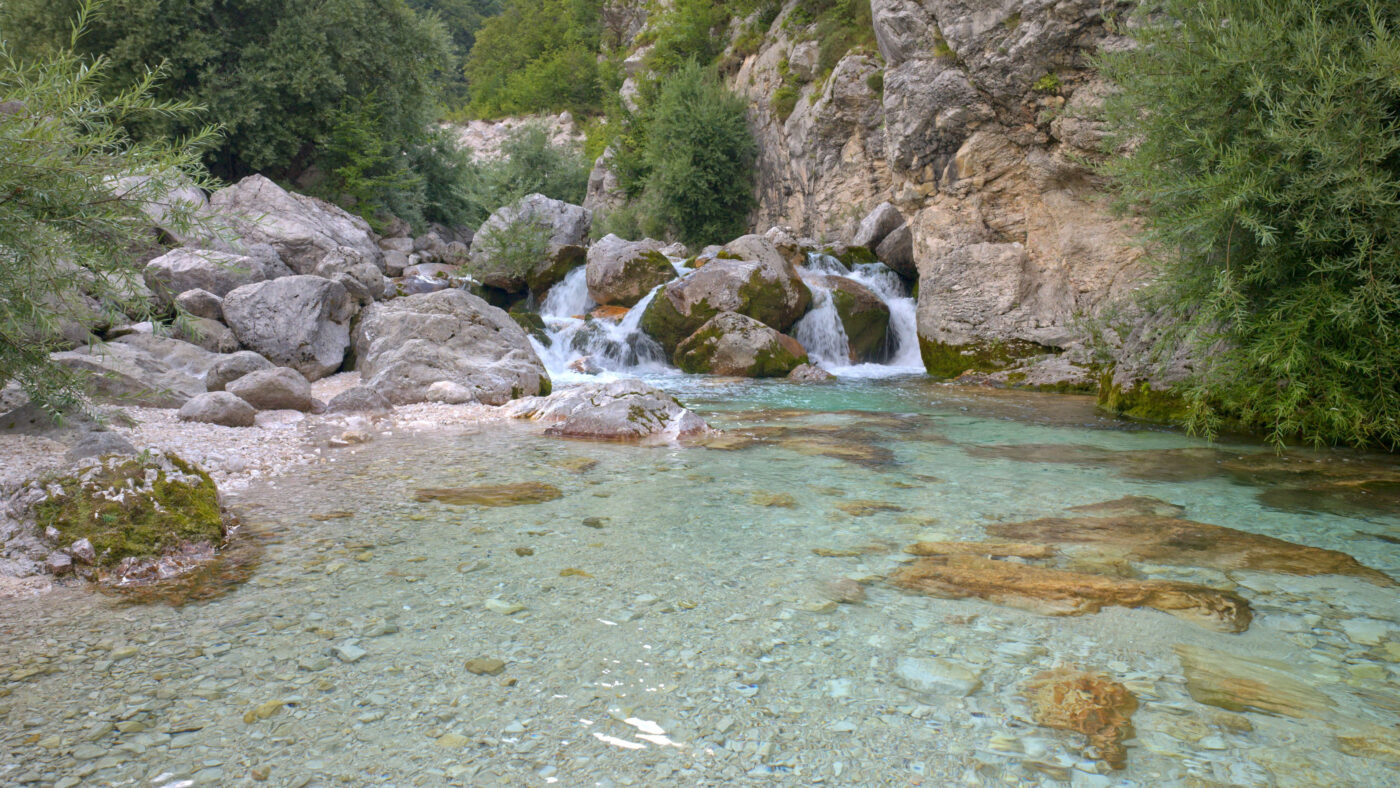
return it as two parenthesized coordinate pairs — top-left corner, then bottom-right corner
(639, 61), (756, 246)
(458, 124), (591, 225)
(771, 85), (799, 121)
(0, 20), (216, 414)
(1099, 0), (1400, 448)
(463, 0), (604, 117)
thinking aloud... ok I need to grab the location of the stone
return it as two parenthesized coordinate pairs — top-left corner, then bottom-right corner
(205, 351), (274, 392)
(415, 483), (562, 507)
(814, 275), (892, 362)
(787, 363), (835, 382)
(64, 431), (136, 462)
(484, 598), (525, 615)
(875, 224), (915, 280)
(1340, 618), (1394, 647)
(905, 542), (1057, 559)
(526, 244), (586, 296)
(893, 656), (982, 697)
(172, 316), (240, 354)
(332, 642), (367, 663)
(178, 391), (258, 427)
(891, 555), (1253, 632)
(504, 378), (711, 442)
(1065, 496), (1186, 519)
(208, 174), (383, 274)
(226, 367), (313, 412)
(585, 234), (674, 307)
(674, 312), (808, 377)
(985, 515), (1396, 586)
(465, 658), (506, 676)
(1023, 668), (1137, 770)
(354, 289), (549, 405)
(175, 289), (224, 321)
(68, 537), (97, 564)
(46, 551), (73, 575)
(1174, 644), (1331, 718)
(144, 249), (265, 305)
(222, 276), (353, 381)
(325, 386), (392, 414)
(469, 193), (591, 292)
(52, 334), (218, 407)
(640, 235), (812, 352)
(852, 202), (904, 250)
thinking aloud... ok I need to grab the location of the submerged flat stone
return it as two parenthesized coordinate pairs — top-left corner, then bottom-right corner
(891, 555), (1252, 632)
(1065, 495), (1186, 518)
(414, 482), (562, 507)
(1023, 667), (1138, 770)
(905, 542), (1056, 559)
(986, 515), (1395, 586)
(1174, 644), (1331, 718)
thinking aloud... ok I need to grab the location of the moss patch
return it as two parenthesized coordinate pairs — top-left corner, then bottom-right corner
(920, 337), (1051, 379)
(32, 453), (225, 567)
(823, 244), (878, 266)
(1095, 373), (1192, 424)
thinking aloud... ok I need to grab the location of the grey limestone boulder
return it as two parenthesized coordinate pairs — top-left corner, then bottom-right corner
(50, 334), (218, 407)
(325, 386), (392, 414)
(585, 234), (673, 307)
(354, 289), (549, 405)
(673, 312), (809, 378)
(144, 248), (265, 305)
(178, 391), (257, 427)
(226, 367), (314, 412)
(175, 289), (223, 321)
(221, 276), (353, 381)
(205, 350), (274, 392)
(207, 174), (384, 275)
(505, 379), (710, 442)
(852, 202), (905, 251)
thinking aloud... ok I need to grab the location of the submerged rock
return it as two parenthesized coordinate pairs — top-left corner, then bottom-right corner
(1066, 495), (1185, 519)
(891, 555), (1252, 632)
(415, 482), (562, 507)
(787, 363), (835, 382)
(1022, 667), (1137, 770)
(1174, 643), (1331, 718)
(986, 514), (1395, 586)
(674, 312), (808, 377)
(505, 379), (711, 442)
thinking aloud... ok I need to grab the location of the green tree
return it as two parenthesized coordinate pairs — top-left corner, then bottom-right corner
(639, 61), (756, 246)
(1099, 0), (1400, 448)
(463, 0), (605, 117)
(0, 23), (217, 414)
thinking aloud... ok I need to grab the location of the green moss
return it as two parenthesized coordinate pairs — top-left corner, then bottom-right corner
(919, 337), (1049, 379)
(1033, 72), (1061, 94)
(771, 85), (799, 122)
(32, 454), (224, 567)
(736, 268), (810, 330)
(1095, 373), (1192, 424)
(865, 71), (883, 96)
(830, 286), (889, 362)
(715, 250), (744, 260)
(640, 290), (709, 352)
(823, 244), (877, 266)
(673, 318), (805, 377)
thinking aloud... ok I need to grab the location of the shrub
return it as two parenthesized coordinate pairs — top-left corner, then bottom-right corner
(771, 85), (799, 121)
(458, 124), (591, 225)
(1099, 0), (1400, 448)
(463, 0), (604, 117)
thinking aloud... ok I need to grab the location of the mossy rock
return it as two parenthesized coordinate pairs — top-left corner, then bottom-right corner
(825, 278), (890, 362)
(822, 244), (878, 267)
(1095, 373), (1192, 424)
(31, 452), (225, 567)
(508, 309), (550, 347)
(919, 336), (1051, 379)
(673, 312), (807, 377)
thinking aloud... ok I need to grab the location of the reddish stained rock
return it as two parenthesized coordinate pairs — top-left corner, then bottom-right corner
(589, 305), (630, 322)
(985, 515), (1395, 586)
(905, 541), (1056, 559)
(891, 555), (1253, 632)
(1174, 643), (1331, 718)
(1023, 667), (1138, 769)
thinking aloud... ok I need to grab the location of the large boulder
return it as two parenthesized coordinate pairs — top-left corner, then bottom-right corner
(172, 316), (240, 354)
(205, 350), (274, 392)
(226, 367), (314, 411)
(876, 224), (915, 280)
(174, 289), (223, 321)
(353, 289), (550, 405)
(640, 235), (812, 352)
(469, 194), (592, 293)
(50, 334), (218, 407)
(585, 235), (673, 307)
(505, 379), (710, 442)
(207, 174), (383, 274)
(813, 276), (892, 363)
(673, 312), (808, 377)
(144, 249), (265, 305)
(178, 391), (257, 427)
(221, 276), (354, 381)
(852, 202), (905, 250)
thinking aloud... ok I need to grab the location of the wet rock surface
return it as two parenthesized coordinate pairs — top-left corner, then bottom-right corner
(674, 312), (808, 378)
(506, 379), (710, 442)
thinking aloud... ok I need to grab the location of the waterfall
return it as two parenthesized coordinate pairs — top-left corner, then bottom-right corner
(532, 267), (670, 382)
(792, 253), (923, 378)
(792, 281), (852, 367)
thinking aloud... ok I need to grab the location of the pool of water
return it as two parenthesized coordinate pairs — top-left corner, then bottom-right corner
(2, 377), (1399, 787)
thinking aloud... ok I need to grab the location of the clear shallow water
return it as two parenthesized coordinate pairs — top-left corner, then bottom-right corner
(2, 378), (1399, 787)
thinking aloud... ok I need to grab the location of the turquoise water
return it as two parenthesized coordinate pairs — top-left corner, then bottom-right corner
(2, 377), (1398, 787)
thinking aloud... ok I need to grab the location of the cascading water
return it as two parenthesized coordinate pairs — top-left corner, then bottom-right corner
(792, 282), (852, 367)
(531, 266), (672, 381)
(792, 253), (923, 376)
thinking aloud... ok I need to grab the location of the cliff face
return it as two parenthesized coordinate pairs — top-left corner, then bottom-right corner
(731, 0), (1151, 384)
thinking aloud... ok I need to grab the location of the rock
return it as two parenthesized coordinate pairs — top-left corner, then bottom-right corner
(226, 367), (314, 412)
(208, 174), (383, 274)
(205, 351), (274, 392)
(985, 515), (1396, 586)
(331, 642), (367, 663)
(585, 235), (674, 307)
(1023, 668), (1137, 770)
(893, 656), (982, 697)
(354, 289), (549, 405)
(1341, 618), (1395, 646)
(1174, 644), (1331, 718)
(383, 250), (410, 277)
(484, 598), (525, 615)
(584, 149), (627, 216)
(110, 173), (210, 247)
(143, 249), (265, 306)
(172, 316), (240, 354)
(222, 276), (354, 381)
(526, 244), (586, 296)
(875, 224), (915, 279)
(52, 334), (218, 407)
(852, 202), (904, 250)
(380, 237), (415, 254)
(465, 658), (506, 676)
(787, 363), (835, 382)
(640, 234), (812, 352)
(815, 275), (892, 362)
(45, 552), (73, 575)
(63, 431), (136, 463)
(674, 312), (808, 377)
(905, 542), (1057, 559)
(314, 255), (385, 305)
(178, 391), (257, 427)
(891, 555), (1253, 632)
(325, 386), (392, 414)
(68, 538), (97, 564)
(469, 194), (591, 292)
(415, 483), (562, 507)
(1065, 496), (1186, 519)
(175, 289), (224, 321)
(504, 378), (711, 442)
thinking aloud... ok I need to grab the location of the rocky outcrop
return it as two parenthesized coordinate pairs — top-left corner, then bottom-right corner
(221, 276), (354, 381)
(673, 312), (808, 377)
(207, 175), (384, 275)
(640, 235), (811, 352)
(504, 378), (710, 442)
(354, 289), (549, 405)
(585, 235), (673, 307)
(51, 334), (218, 407)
